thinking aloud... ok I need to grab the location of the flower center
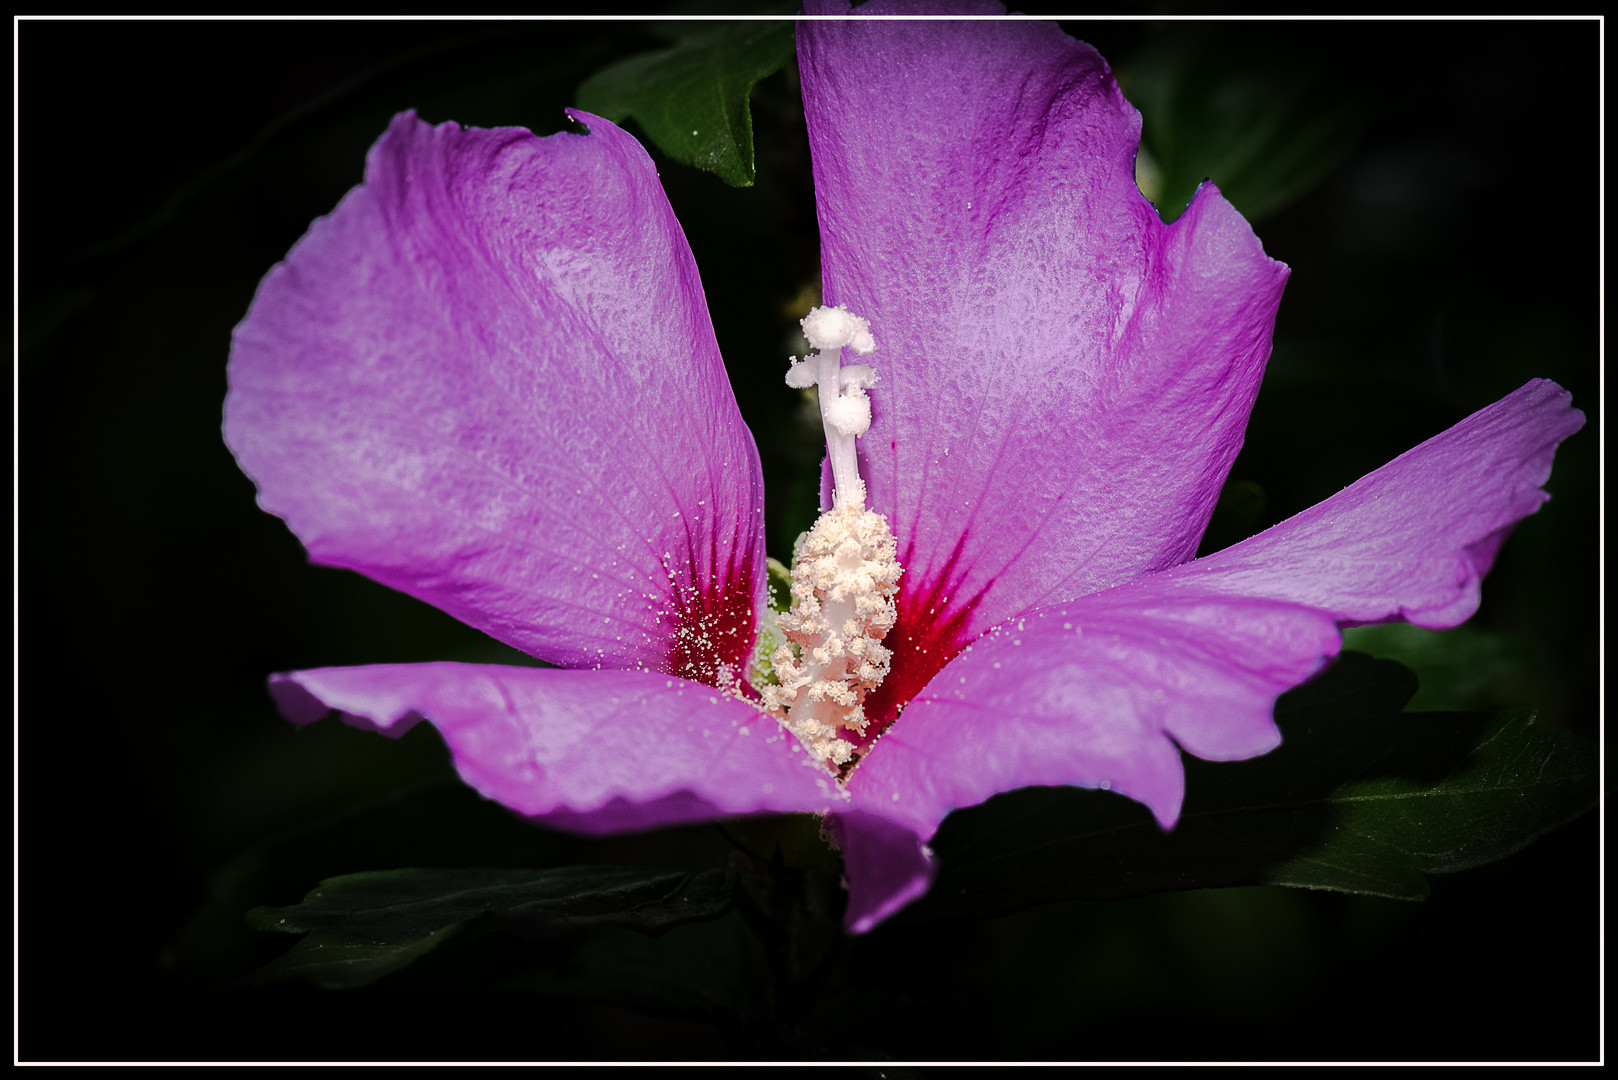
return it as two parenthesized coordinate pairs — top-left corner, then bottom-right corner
(761, 306), (903, 767)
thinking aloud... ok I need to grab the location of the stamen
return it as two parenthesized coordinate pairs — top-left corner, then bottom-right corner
(764, 306), (902, 767)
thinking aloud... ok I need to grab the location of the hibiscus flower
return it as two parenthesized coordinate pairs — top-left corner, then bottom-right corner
(223, 12), (1583, 934)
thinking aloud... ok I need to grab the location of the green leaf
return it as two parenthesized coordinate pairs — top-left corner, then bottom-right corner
(247, 864), (733, 988)
(172, 779), (582, 987)
(575, 21), (796, 187)
(1341, 621), (1532, 712)
(903, 652), (1596, 923)
(1122, 29), (1363, 223)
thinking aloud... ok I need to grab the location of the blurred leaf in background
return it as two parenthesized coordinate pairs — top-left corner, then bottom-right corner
(1120, 25), (1364, 222)
(1341, 622), (1534, 713)
(249, 865), (735, 989)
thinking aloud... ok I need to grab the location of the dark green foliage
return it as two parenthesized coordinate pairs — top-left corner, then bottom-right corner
(506, 909), (770, 1029)
(1121, 26), (1363, 222)
(905, 653), (1597, 922)
(576, 22), (796, 187)
(249, 865), (734, 989)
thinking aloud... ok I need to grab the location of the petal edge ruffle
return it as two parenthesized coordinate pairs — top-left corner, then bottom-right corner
(850, 581), (1341, 846)
(1169, 379), (1584, 628)
(271, 663), (837, 832)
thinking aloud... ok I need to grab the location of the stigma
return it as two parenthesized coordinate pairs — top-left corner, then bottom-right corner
(763, 305), (902, 767)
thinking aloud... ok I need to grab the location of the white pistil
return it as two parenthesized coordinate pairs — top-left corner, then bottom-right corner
(786, 304), (877, 511)
(765, 305), (902, 767)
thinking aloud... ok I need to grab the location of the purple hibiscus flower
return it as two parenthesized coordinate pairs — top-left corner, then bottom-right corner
(223, 11), (1583, 934)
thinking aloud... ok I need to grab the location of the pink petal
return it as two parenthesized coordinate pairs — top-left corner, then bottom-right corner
(849, 580), (1341, 844)
(822, 811), (936, 935)
(225, 111), (764, 684)
(1169, 380), (1585, 628)
(270, 663), (836, 831)
(799, 11), (1289, 724)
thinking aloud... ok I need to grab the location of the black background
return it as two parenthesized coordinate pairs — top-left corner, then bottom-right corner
(20, 14), (1599, 1063)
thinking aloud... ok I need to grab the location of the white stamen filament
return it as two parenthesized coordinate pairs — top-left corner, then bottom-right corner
(764, 305), (902, 767)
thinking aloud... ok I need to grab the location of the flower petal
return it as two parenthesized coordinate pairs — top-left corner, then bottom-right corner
(1167, 380), (1584, 628)
(849, 580), (1341, 847)
(226, 111), (764, 682)
(799, 10), (1288, 715)
(270, 663), (836, 830)
(822, 811), (936, 935)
